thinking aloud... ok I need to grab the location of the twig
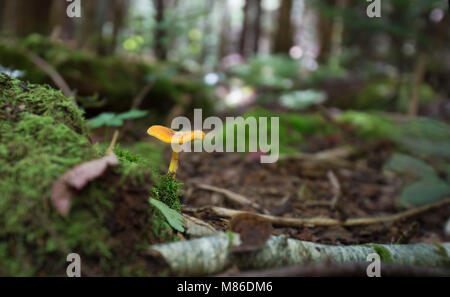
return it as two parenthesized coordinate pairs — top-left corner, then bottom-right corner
(131, 80), (155, 110)
(105, 130), (119, 156)
(278, 146), (355, 162)
(196, 184), (261, 209)
(185, 197), (450, 228)
(120, 80), (155, 136)
(327, 170), (341, 209)
(24, 50), (74, 100)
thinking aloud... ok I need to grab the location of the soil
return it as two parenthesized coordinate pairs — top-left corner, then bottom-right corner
(173, 137), (450, 245)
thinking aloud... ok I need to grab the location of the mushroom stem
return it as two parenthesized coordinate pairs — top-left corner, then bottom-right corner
(168, 151), (179, 175)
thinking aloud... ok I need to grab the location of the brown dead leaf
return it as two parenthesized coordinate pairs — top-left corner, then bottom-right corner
(228, 213), (273, 253)
(51, 153), (119, 216)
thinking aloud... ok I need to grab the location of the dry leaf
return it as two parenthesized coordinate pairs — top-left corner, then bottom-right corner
(51, 153), (119, 216)
(229, 213), (273, 253)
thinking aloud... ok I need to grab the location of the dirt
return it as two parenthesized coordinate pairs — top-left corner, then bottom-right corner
(173, 139), (450, 245)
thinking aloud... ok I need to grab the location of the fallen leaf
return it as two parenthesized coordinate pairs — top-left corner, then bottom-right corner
(51, 153), (119, 216)
(228, 213), (273, 253)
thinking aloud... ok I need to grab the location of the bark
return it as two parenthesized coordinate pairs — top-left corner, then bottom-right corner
(273, 0), (294, 54)
(154, 0), (167, 60)
(239, 0), (250, 56)
(217, 1), (231, 62)
(149, 232), (450, 276)
(1, 0), (54, 37)
(252, 0), (262, 53)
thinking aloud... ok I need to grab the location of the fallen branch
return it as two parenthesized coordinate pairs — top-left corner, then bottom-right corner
(185, 197), (450, 228)
(226, 262), (450, 277)
(148, 232), (450, 276)
(24, 50), (74, 99)
(196, 184), (261, 209)
(278, 146), (355, 161)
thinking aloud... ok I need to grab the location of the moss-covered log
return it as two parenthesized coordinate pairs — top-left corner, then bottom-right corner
(0, 34), (214, 117)
(149, 232), (450, 276)
(0, 73), (176, 276)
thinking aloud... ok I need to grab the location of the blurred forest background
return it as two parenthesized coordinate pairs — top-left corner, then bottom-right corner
(1, 0), (450, 276)
(1, 0), (449, 118)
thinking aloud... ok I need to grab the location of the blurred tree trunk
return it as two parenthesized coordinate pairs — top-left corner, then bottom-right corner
(239, 0), (263, 57)
(79, 0), (108, 54)
(317, 0), (336, 63)
(239, 0), (250, 56)
(273, 0), (294, 53)
(253, 0), (262, 53)
(218, 1), (231, 62)
(49, 0), (74, 41)
(1, 0), (54, 37)
(154, 0), (167, 60)
(108, 0), (129, 55)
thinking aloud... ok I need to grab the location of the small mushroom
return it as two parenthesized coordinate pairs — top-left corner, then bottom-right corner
(147, 125), (205, 175)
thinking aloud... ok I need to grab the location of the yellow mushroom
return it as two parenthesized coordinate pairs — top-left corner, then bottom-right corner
(147, 125), (205, 175)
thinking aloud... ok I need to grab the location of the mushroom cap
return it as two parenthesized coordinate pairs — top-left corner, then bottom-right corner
(147, 125), (205, 144)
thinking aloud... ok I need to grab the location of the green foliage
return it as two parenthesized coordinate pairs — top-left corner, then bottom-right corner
(231, 55), (299, 90)
(372, 245), (394, 263)
(346, 113), (450, 206)
(219, 108), (337, 154)
(338, 112), (450, 159)
(87, 109), (148, 128)
(398, 178), (450, 207)
(383, 153), (436, 179)
(0, 34), (214, 117)
(280, 90), (327, 110)
(149, 198), (184, 232)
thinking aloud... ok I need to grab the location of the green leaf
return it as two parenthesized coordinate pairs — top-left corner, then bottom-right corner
(149, 198), (184, 232)
(117, 109), (149, 120)
(86, 112), (117, 128)
(383, 153), (436, 178)
(398, 177), (450, 207)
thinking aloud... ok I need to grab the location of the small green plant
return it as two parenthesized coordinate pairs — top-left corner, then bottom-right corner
(87, 109), (148, 129)
(149, 173), (184, 233)
(149, 198), (184, 232)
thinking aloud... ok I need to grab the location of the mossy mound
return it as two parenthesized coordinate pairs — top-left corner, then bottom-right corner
(0, 73), (174, 276)
(0, 34), (214, 118)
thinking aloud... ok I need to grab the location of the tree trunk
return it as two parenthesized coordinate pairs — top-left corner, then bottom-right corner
(2, 0), (54, 37)
(252, 0), (262, 53)
(239, 0), (263, 57)
(273, 0), (294, 54)
(239, 0), (250, 56)
(217, 1), (231, 62)
(154, 0), (167, 60)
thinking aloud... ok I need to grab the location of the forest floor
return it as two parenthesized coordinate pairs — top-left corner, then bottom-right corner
(168, 137), (449, 246)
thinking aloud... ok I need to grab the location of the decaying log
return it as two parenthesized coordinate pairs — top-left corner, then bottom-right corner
(148, 233), (450, 276)
(226, 262), (450, 277)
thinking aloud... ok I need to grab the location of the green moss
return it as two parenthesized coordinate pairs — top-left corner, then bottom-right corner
(433, 243), (450, 268)
(223, 108), (338, 154)
(0, 73), (172, 276)
(372, 244), (394, 263)
(150, 173), (183, 212)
